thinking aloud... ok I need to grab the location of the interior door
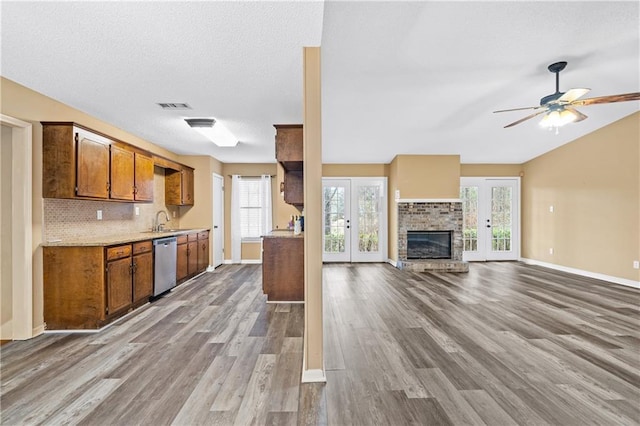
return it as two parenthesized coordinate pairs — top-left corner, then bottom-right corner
(460, 177), (520, 261)
(212, 174), (224, 268)
(323, 178), (387, 263)
(323, 179), (351, 262)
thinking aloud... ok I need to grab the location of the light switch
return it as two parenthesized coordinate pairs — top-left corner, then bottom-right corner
(97, 210), (102, 220)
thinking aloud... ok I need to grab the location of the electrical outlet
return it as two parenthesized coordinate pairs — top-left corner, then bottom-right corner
(172, 210), (176, 218)
(549, 248), (554, 255)
(633, 260), (639, 269)
(97, 210), (102, 220)
(549, 205), (554, 213)
(135, 207), (140, 216)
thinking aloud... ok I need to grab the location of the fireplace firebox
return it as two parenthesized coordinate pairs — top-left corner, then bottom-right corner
(407, 230), (452, 260)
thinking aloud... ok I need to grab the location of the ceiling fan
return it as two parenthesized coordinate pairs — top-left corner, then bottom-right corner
(494, 61), (640, 130)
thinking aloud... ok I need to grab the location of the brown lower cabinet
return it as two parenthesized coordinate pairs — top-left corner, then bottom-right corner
(197, 231), (210, 273)
(132, 241), (153, 303)
(176, 235), (189, 282)
(44, 241), (154, 330)
(176, 230), (209, 284)
(262, 234), (304, 302)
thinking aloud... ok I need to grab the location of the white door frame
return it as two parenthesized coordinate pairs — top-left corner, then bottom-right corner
(1, 114), (34, 340)
(461, 177), (520, 261)
(212, 173), (224, 269)
(322, 177), (388, 263)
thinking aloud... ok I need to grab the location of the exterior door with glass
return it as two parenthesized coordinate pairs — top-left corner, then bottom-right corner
(460, 177), (520, 261)
(323, 178), (387, 262)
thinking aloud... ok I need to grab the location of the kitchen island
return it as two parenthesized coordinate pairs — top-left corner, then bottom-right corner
(262, 230), (304, 302)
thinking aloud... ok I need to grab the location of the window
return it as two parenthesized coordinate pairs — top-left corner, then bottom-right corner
(238, 177), (264, 240)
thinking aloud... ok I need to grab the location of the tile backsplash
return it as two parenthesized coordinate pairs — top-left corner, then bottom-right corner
(44, 167), (180, 242)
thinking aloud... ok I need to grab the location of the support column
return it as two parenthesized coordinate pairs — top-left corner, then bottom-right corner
(301, 47), (325, 382)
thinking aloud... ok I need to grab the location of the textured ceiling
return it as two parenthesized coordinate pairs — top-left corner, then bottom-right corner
(2, 1), (638, 164)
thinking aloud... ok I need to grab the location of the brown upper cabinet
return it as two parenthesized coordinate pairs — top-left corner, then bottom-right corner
(42, 122), (156, 203)
(165, 167), (194, 206)
(134, 152), (154, 201)
(274, 124), (303, 208)
(275, 124), (303, 170)
(109, 144), (135, 201)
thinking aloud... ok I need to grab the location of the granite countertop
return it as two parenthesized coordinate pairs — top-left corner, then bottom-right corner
(263, 229), (304, 239)
(42, 228), (210, 247)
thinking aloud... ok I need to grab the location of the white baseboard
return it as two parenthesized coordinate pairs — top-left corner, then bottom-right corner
(387, 259), (397, 267)
(301, 368), (327, 383)
(223, 259), (262, 265)
(520, 258), (640, 289)
(32, 324), (45, 337)
(301, 357), (326, 383)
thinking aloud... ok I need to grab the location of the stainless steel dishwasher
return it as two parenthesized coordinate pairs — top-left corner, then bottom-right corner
(153, 236), (177, 296)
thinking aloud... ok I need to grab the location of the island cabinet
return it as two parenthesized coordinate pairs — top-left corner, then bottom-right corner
(44, 240), (154, 330)
(262, 231), (304, 302)
(165, 166), (194, 206)
(41, 122), (155, 202)
(274, 124), (303, 208)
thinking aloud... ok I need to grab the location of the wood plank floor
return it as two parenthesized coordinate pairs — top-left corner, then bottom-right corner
(1, 262), (639, 425)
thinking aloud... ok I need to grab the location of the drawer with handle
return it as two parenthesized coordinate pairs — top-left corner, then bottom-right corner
(106, 244), (132, 261)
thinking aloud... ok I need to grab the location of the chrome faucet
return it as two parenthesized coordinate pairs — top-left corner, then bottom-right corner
(154, 210), (170, 232)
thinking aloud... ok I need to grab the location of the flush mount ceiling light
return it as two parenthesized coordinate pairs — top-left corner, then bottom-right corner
(184, 118), (238, 147)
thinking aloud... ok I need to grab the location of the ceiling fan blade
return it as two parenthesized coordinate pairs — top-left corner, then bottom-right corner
(558, 88), (590, 103)
(493, 105), (544, 113)
(572, 92), (640, 106)
(565, 106), (588, 122)
(503, 109), (548, 128)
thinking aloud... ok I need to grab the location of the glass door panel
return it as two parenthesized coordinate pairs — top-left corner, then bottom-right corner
(352, 179), (386, 262)
(323, 180), (350, 262)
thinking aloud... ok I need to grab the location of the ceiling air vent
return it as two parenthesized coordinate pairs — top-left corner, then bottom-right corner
(157, 103), (192, 110)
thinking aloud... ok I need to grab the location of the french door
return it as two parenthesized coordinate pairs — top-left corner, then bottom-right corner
(323, 178), (387, 262)
(460, 178), (520, 261)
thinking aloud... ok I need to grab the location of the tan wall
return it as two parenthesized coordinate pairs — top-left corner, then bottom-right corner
(1, 125), (13, 337)
(388, 156), (399, 262)
(522, 112), (640, 282)
(322, 163), (388, 177)
(395, 155), (460, 199)
(1, 77), (186, 333)
(461, 164), (523, 177)
(220, 163), (278, 261)
(178, 155), (222, 267)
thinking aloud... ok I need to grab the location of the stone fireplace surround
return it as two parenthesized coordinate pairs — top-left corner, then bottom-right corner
(397, 201), (469, 272)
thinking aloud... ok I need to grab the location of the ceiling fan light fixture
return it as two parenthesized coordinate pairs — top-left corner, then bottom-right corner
(539, 108), (577, 129)
(185, 118), (238, 147)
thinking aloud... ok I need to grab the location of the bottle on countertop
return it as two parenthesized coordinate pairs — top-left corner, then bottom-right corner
(294, 216), (301, 235)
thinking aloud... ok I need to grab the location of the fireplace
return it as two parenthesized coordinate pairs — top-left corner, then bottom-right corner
(407, 230), (452, 259)
(397, 201), (468, 272)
